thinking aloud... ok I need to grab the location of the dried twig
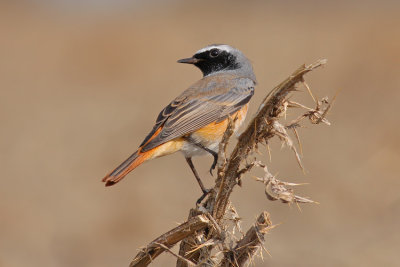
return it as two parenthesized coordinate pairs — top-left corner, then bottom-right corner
(154, 243), (197, 267)
(252, 162), (316, 204)
(130, 214), (210, 267)
(219, 212), (273, 267)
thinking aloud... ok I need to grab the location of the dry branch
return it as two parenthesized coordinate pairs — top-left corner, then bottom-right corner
(219, 211), (273, 267)
(130, 214), (210, 267)
(129, 59), (330, 267)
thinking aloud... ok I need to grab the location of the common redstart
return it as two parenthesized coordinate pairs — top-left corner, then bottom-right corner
(102, 44), (256, 202)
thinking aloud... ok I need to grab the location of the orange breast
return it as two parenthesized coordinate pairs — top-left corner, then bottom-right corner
(193, 104), (249, 142)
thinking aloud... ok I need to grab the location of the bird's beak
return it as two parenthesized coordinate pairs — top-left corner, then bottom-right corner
(177, 57), (203, 64)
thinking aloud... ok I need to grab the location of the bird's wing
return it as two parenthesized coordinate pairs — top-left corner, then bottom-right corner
(140, 74), (254, 152)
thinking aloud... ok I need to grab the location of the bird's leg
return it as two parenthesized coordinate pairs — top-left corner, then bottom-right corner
(184, 136), (218, 176)
(200, 146), (218, 176)
(185, 157), (210, 204)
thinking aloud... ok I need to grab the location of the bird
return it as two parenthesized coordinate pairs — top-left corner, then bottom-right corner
(102, 44), (257, 203)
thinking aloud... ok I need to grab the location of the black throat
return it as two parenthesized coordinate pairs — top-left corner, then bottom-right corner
(194, 51), (241, 76)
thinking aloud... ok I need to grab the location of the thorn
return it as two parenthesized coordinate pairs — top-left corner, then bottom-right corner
(302, 80), (317, 104)
(316, 87), (342, 124)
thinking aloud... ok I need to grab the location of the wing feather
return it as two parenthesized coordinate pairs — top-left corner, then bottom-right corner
(141, 74), (254, 152)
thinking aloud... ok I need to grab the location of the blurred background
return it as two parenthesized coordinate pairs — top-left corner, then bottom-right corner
(1, 0), (399, 266)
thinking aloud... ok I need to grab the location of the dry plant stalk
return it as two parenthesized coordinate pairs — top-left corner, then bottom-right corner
(129, 214), (210, 267)
(129, 59), (330, 267)
(218, 211), (273, 267)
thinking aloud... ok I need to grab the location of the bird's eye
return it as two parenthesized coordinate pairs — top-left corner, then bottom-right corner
(209, 49), (220, 58)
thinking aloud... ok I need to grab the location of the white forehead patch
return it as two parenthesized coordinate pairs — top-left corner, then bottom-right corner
(195, 44), (234, 54)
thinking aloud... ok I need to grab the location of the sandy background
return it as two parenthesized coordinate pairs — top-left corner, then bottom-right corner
(1, 0), (399, 266)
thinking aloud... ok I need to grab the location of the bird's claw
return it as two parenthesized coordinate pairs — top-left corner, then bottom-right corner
(209, 163), (217, 176)
(209, 155), (218, 176)
(196, 189), (211, 205)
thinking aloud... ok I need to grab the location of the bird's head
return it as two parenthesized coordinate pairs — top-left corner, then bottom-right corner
(177, 44), (255, 81)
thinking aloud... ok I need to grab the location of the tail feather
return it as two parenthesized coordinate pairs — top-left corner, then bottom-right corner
(102, 151), (146, 186)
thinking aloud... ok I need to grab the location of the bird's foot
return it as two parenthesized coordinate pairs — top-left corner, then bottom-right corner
(196, 189), (211, 205)
(209, 155), (218, 176)
(209, 163), (217, 176)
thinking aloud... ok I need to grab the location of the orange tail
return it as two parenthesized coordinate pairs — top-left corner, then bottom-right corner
(102, 151), (147, 186)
